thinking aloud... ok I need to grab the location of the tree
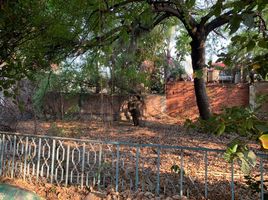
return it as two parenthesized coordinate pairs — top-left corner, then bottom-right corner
(219, 9), (268, 79)
(1, 0), (267, 120)
(79, 0), (266, 119)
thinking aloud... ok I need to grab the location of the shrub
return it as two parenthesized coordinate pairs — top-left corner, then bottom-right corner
(184, 106), (268, 174)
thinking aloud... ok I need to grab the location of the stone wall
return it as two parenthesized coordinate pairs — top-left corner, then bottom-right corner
(250, 82), (268, 117)
(166, 82), (249, 119)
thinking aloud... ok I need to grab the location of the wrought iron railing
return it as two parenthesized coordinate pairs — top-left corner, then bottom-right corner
(0, 131), (267, 199)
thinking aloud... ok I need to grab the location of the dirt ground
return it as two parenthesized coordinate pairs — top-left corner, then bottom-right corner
(15, 118), (260, 151)
(1, 118), (265, 200)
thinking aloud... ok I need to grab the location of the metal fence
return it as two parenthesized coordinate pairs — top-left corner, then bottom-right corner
(0, 131), (267, 199)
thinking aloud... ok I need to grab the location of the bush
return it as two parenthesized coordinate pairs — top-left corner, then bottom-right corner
(184, 106), (268, 174)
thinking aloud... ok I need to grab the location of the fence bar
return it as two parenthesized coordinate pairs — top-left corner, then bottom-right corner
(231, 161), (234, 200)
(115, 144), (120, 192)
(36, 138), (42, 181)
(0, 131), (230, 153)
(50, 139), (56, 184)
(260, 157), (264, 200)
(180, 151), (184, 197)
(97, 144), (102, 189)
(65, 144), (70, 186)
(135, 147), (140, 191)
(0, 134), (5, 176)
(23, 137), (29, 181)
(81, 143), (86, 187)
(204, 151), (208, 199)
(156, 147), (161, 195)
(2, 132), (268, 158)
(1, 131), (268, 199)
(11, 135), (17, 178)
(0, 134), (4, 176)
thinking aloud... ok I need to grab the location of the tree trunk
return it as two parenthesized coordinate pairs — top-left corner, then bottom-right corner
(190, 36), (211, 120)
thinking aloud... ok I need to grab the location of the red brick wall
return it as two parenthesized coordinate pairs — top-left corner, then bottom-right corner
(166, 82), (249, 119)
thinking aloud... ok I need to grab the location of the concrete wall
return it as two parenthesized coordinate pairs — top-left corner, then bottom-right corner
(43, 93), (166, 120)
(250, 82), (268, 116)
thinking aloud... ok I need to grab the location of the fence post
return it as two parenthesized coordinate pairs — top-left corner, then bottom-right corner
(204, 151), (208, 199)
(98, 144), (103, 189)
(50, 139), (56, 184)
(180, 151), (184, 197)
(231, 161), (234, 200)
(65, 144), (70, 186)
(115, 144), (120, 193)
(135, 146), (140, 191)
(260, 157), (264, 200)
(0, 134), (5, 176)
(11, 135), (17, 178)
(36, 138), (42, 182)
(81, 143), (86, 187)
(156, 147), (160, 195)
(23, 137), (29, 181)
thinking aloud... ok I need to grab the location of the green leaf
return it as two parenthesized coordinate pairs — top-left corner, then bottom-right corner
(246, 119), (253, 130)
(256, 125), (268, 133)
(229, 16), (242, 35)
(246, 150), (256, 166)
(241, 150), (256, 174)
(3, 90), (12, 97)
(213, 4), (222, 16)
(186, 0), (195, 8)
(171, 165), (180, 174)
(231, 35), (241, 43)
(246, 40), (255, 52)
(242, 14), (255, 28)
(258, 39), (268, 49)
(231, 144), (238, 153)
(241, 158), (251, 175)
(216, 122), (225, 136)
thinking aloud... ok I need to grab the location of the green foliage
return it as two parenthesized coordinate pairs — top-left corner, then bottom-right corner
(175, 28), (191, 62)
(184, 106), (268, 174)
(169, 67), (186, 80)
(219, 5), (268, 78)
(255, 94), (268, 111)
(224, 139), (256, 174)
(32, 73), (51, 114)
(171, 164), (185, 175)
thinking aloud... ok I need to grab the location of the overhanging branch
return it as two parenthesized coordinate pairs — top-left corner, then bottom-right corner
(150, 1), (197, 36)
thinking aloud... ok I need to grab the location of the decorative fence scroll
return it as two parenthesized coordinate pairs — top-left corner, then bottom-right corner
(0, 132), (267, 200)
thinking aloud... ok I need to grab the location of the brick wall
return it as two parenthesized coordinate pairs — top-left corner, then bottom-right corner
(166, 82), (249, 119)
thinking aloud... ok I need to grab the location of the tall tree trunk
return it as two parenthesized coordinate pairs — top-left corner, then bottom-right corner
(190, 36), (211, 120)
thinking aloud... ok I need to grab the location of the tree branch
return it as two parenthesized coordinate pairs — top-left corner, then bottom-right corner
(205, 11), (233, 35)
(204, 0), (256, 35)
(150, 1), (197, 36)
